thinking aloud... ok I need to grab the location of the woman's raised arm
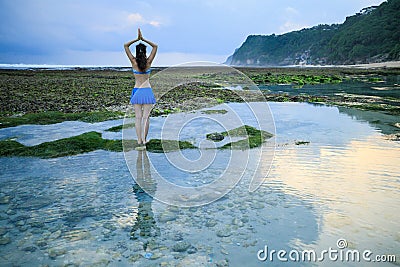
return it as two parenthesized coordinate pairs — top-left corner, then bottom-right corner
(124, 29), (141, 65)
(142, 37), (158, 66)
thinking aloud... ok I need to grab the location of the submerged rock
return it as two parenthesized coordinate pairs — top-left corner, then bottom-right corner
(172, 241), (191, 252)
(158, 211), (177, 223)
(22, 246), (37, 252)
(187, 246), (198, 254)
(0, 236), (11, 245)
(216, 227), (232, 237)
(0, 195), (10, 204)
(206, 133), (225, 142)
(17, 196), (53, 210)
(48, 248), (67, 259)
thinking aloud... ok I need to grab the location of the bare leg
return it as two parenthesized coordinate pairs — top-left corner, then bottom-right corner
(134, 104), (144, 144)
(142, 104), (153, 144)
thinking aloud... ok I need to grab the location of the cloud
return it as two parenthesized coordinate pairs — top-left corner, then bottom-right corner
(285, 7), (300, 15)
(278, 6), (309, 34)
(127, 13), (162, 27)
(279, 21), (309, 34)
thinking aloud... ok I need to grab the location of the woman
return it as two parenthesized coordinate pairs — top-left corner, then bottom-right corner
(124, 28), (158, 148)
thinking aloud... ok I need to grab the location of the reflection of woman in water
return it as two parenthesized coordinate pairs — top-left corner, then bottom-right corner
(124, 28), (158, 148)
(131, 151), (159, 240)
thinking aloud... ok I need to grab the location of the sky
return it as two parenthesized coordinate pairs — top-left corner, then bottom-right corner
(0, 0), (387, 66)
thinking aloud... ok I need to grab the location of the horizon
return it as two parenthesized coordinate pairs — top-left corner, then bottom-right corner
(0, 0), (387, 66)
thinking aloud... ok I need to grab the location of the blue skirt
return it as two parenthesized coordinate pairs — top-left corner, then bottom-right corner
(130, 87), (156, 104)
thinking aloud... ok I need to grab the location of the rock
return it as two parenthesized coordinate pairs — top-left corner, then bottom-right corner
(216, 259), (229, 267)
(149, 252), (163, 260)
(158, 211), (177, 223)
(15, 220), (26, 227)
(91, 259), (111, 266)
(36, 240), (48, 248)
(241, 217), (249, 223)
(170, 232), (183, 241)
(0, 227), (7, 236)
(18, 196), (53, 210)
(177, 255), (208, 267)
(250, 202), (265, 209)
(172, 241), (191, 252)
(49, 230), (62, 240)
(232, 218), (244, 227)
(5, 209), (16, 215)
(216, 227), (232, 237)
(187, 246), (198, 254)
(206, 132), (225, 142)
(102, 222), (117, 231)
(205, 219), (217, 228)
(63, 230), (91, 241)
(128, 254), (143, 262)
(221, 249), (229, 255)
(0, 236), (11, 245)
(48, 248), (67, 259)
(22, 246), (37, 252)
(0, 195), (10, 204)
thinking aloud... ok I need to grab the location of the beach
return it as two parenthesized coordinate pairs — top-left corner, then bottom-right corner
(0, 65), (399, 266)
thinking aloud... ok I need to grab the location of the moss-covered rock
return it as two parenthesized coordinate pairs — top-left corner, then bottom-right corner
(105, 123), (135, 132)
(208, 125), (273, 149)
(0, 131), (123, 158)
(145, 139), (196, 153)
(0, 132), (197, 158)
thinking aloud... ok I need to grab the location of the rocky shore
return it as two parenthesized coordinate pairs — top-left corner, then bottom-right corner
(0, 67), (399, 128)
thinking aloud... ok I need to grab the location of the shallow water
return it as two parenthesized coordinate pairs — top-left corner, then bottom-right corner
(0, 102), (399, 266)
(260, 75), (400, 98)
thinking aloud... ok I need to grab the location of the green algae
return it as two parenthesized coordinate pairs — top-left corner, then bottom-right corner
(206, 125), (273, 150)
(144, 139), (196, 153)
(0, 132), (197, 158)
(105, 123), (135, 132)
(201, 109), (228, 115)
(0, 132), (122, 158)
(0, 125), (272, 158)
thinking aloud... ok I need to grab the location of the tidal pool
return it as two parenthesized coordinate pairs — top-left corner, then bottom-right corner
(0, 102), (398, 266)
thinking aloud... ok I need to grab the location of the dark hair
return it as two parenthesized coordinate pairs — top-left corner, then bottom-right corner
(135, 43), (147, 72)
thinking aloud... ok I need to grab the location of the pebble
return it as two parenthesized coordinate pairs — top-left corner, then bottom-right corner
(158, 211), (177, 223)
(172, 241), (191, 252)
(170, 232), (183, 241)
(232, 218), (244, 227)
(216, 227), (232, 237)
(0, 236), (11, 245)
(205, 219), (217, 227)
(0, 227), (7, 236)
(220, 248), (229, 255)
(22, 246), (37, 252)
(149, 252), (163, 260)
(49, 230), (62, 240)
(251, 202), (265, 209)
(0, 195), (10, 204)
(36, 240), (48, 248)
(216, 259), (229, 267)
(207, 132), (225, 141)
(128, 254), (143, 262)
(48, 248), (67, 259)
(187, 246), (198, 254)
